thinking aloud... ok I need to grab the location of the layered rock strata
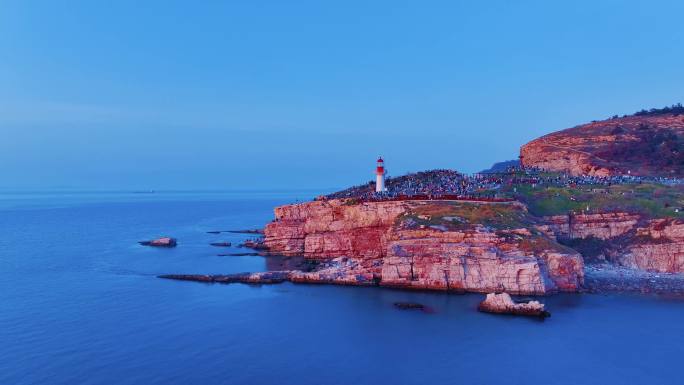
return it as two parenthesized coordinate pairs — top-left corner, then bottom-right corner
(542, 213), (684, 273)
(262, 199), (583, 295)
(543, 213), (641, 240)
(621, 218), (684, 273)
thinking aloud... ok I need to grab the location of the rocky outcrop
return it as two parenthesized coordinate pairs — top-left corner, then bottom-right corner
(520, 113), (684, 177)
(621, 218), (684, 273)
(265, 200), (408, 257)
(239, 240), (267, 250)
(478, 292), (550, 318)
(139, 237), (177, 247)
(379, 228), (582, 294)
(263, 199), (583, 295)
(543, 212), (640, 240)
(543, 213), (684, 274)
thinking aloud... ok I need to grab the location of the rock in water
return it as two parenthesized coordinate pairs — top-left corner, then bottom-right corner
(158, 272), (290, 284)
(478, 292), (550, 318)
(393, 302), (425, 310)
(228, 229), (264, 234)
(210, 242), (232, 247)
(239, 240), (267, 250)
(139, 237), (177, 248)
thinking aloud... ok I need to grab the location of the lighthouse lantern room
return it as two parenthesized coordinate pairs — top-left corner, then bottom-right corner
(375, 157), (387, 193)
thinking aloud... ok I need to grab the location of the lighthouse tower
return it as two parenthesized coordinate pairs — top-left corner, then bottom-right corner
(375, 157), (386, 193)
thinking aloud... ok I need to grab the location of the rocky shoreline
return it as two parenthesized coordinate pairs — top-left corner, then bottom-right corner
(159, 199), (684, 297)
(584, 263), (684, 295)
(159, 261), (684, 297)
(156, 195), (684, 319)
(261, 199), (584, 295)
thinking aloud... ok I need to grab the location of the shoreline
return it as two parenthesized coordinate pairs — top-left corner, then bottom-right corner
(583, 263), (684, 295)
(158, 258), (684, 298)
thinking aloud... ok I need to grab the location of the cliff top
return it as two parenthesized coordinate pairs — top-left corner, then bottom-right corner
(324, 168), (683, 220)
(521, 105), (684, 177)
(506, 181), (684, 219)
(326, 169), (468, 200)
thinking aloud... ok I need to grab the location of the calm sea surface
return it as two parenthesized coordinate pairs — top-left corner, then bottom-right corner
(1, 191), (683, 385)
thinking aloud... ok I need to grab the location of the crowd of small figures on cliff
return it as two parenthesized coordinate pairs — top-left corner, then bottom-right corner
(321, 166), (684, 203)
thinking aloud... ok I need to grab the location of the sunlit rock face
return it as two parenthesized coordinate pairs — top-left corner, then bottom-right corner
(543, 213), (641, 240)
(520, 113), (684, 177)
(264, 199), (584, 295)
(621, 219), (684, 273)
(542, 214), (684, 274)
(478, 292), (549, 317)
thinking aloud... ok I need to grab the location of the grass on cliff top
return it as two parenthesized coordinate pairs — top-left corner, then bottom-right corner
(517, 233), (578, 255)
(504, 183), (684, 219)
(401, 201), (535, 231)
(400, 201), (574, 254)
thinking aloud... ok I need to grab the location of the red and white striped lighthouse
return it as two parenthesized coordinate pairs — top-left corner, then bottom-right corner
(375, 157), (386, 193)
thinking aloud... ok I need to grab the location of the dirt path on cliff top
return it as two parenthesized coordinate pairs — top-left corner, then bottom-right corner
(539, 140), (610, 163)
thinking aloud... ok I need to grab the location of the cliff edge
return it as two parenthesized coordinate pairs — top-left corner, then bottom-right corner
(520, 107), (684, 177)
(263, 199), (583, 295)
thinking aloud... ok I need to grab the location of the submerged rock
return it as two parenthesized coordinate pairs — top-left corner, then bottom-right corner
(393, 302), (425, 310)
(478, 292), (550, 318)
(228, 229), (264, 234)
(139, 237), (177, 248)
(207, 229), (263, 234)
(239, 240), (267, 250)
(210, 242), (232, 247)
(158, 271), (290, 284)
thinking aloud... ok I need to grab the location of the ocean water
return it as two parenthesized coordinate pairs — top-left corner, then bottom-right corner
(1, 191), (683, 385)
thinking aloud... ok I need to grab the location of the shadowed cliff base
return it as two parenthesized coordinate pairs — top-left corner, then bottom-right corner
(584, 264), (684, 295)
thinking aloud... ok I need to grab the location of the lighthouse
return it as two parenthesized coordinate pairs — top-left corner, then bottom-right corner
(375, 157), (386, 193)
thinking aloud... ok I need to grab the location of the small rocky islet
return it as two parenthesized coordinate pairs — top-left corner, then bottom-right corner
(156, 106), (684, 317)
(139, 237), (177, 248)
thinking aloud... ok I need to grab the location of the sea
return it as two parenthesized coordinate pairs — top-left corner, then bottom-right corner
(1, 191), (683, 385)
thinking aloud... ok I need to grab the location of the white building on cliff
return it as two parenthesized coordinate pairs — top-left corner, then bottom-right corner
(375, 157), (387, 193)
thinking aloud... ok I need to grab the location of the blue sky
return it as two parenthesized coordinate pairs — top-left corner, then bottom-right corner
(1, 0), (683, 191)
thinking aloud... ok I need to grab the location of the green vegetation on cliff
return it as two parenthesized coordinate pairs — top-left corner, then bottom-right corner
(398, 201), (575, 255)
(401, 201), (534, 231)
(504, 182), (684, 219)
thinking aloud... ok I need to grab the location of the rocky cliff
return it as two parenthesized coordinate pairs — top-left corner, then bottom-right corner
(263, 199), (583, 295)
(543, 213), (641, 240)
(520, 112), (684, 177)
(622, 218), (684, 273)
(542, 213), (684, 274)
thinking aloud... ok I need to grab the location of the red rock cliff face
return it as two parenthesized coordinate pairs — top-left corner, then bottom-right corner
(265, 200), (409, 258)
(542, 213), (684, 274)
(621, 219), (684, 273)
(264, 200), (583, 295)
(543, 213), (641, 240)
(520, 114), (684, 177)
